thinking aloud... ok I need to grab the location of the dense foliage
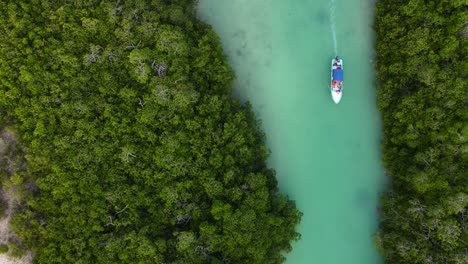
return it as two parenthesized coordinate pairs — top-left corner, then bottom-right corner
(374, 0), (467, 263)
(0, 0), (301, 263)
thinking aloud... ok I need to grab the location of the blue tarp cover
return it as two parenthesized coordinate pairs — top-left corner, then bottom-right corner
(333, 69), (343, 81)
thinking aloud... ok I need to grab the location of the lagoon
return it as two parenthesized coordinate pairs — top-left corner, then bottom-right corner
(197, 0), (384, 263)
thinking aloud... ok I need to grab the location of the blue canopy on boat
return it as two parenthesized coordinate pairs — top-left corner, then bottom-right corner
(333, 69), (343, 81)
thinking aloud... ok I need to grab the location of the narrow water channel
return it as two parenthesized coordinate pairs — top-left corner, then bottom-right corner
(197, 1), (384, 263)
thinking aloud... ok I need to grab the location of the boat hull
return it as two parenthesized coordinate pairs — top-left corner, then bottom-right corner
(331, 58), (343, 104)
(332, 90), (342, 104)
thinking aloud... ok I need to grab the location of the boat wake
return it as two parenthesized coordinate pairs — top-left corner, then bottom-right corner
(329, 0), (337, 55)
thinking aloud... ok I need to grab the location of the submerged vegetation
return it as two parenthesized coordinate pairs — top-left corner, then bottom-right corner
(374, 0), (467, 263)
(0, 0), (301, 263)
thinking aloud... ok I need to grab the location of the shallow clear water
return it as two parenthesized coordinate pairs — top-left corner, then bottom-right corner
(197, 0), (384, 263)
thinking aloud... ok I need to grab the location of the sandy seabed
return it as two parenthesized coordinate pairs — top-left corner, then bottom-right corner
(0, 254), (32, 264)
(0, 216), (32, 264)
(0, 186), (31, 264)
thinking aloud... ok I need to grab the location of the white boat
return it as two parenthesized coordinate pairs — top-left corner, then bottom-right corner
(331, 56), (343, 104)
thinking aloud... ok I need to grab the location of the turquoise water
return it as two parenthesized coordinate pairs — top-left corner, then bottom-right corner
(197, 1), (384, 263)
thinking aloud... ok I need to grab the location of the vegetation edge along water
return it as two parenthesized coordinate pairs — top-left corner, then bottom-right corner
(0, 0), (466, 263)
(373, 0), (467, 263)
(0, 1), (301, 263)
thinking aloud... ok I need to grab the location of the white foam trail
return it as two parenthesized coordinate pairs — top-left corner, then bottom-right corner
(329, 0), (337, 55)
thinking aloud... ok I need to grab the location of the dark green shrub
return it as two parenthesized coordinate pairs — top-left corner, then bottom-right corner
(0, 244), (8, 254)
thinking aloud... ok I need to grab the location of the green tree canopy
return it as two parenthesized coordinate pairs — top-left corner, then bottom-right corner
(0, 0), (301, 263)
(374, 0), (467, 263)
